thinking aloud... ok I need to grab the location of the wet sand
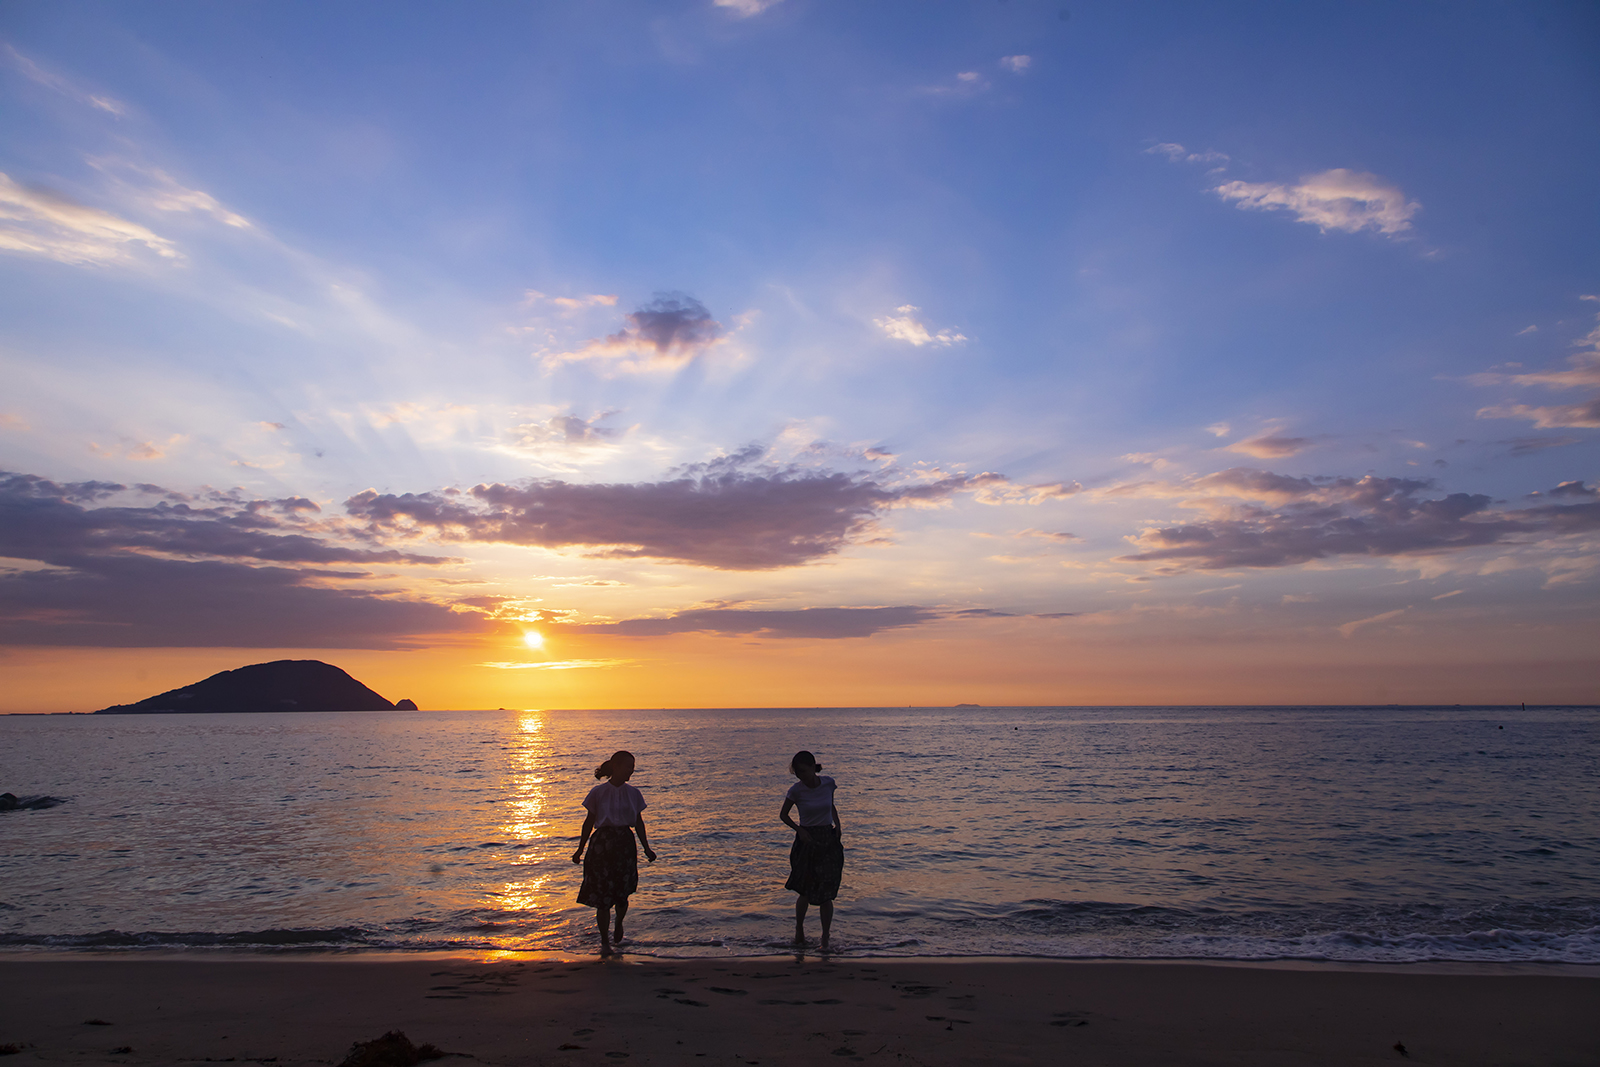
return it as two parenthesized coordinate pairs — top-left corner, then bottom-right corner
(1, 955), (1595, 1066)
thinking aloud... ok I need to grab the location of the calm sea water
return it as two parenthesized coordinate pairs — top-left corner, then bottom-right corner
(2, 706), (1597, 963)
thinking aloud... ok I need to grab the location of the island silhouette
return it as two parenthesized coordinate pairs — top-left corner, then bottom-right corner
(94, 659), (416, 714)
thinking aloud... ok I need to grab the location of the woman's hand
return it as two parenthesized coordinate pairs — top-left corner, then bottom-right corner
(643, 847), (657, 863)
(796, 828), (815, 845)
(571, 848), (583, 864)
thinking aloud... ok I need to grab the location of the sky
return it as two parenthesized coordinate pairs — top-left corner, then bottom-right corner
(2, 1), (1597, 712)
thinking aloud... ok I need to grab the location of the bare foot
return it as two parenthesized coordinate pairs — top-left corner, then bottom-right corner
(614, 927), (626, 944)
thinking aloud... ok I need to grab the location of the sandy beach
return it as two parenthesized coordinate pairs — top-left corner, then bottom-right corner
(1, 955), (1594, 1066)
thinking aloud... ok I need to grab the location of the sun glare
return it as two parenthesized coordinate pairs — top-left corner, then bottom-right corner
(522, 630), (545, 650)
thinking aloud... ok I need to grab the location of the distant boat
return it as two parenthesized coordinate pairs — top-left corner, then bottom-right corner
(954, 702), (981, 708)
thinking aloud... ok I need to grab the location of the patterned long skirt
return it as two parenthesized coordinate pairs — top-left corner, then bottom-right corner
(577, 826), (639, 908)
(784, 825), (844, 905)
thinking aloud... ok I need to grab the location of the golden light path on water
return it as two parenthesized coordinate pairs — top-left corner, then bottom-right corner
(485, 712), (555, 937)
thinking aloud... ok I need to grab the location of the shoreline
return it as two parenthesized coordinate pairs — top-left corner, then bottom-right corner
(3, 954), (1595, 1065)
(4, 947), (1599, 977)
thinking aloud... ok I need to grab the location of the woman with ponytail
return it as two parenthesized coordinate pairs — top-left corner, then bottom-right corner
(572, 750), (656, 955)
(779, 749), (843, 950)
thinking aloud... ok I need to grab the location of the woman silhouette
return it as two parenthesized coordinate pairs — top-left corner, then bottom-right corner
(572, 750), (656, 955)
(779, 749), (843, 950)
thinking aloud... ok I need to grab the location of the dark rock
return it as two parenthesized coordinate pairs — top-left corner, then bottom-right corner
(338, 1030), (444, 1067)
(0, 794), (67, 812)
(395, 698), (418, 711)
(95, 660), (397, 714)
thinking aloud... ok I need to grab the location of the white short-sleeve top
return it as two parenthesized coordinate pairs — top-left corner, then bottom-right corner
(785, 775), (837, 827)
(583, 781), (647, 828)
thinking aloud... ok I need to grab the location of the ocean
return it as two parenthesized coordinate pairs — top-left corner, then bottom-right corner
(2, 705), (1597, 963)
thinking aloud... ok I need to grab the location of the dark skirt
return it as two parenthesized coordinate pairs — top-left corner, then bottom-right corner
(577, 826), (639, 907)
(784, 825), (843, 905)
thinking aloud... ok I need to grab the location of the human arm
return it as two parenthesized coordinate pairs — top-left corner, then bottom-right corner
(832, 804), (841, 837)
(780, 797), (814, 843)
(572, 809), (596, 864)
(634, 815), (657, 863)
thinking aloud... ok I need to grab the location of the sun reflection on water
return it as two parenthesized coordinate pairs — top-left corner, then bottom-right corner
(484, 711), (560, 943)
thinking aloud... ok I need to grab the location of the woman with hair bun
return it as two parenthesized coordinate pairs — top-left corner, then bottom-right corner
(779, 749), (843, 950)
(572, 750), (656, 955)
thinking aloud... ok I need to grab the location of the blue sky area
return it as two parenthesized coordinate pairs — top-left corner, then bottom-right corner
(2, 1), (1597, 709)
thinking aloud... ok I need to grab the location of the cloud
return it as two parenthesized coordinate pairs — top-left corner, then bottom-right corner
(1548, 481), (1597, 499)
(1111, 467), (1600, 573)
(1213, 169), (1419, 236)
(713, 0), (782, 16)
(88, 434), (189, 461)
(1000, 55), (1032, 73)
(344, 452), (1071, 571)
(0, 172), (177, 265)
(512, 412), (624, 448)
(0, 472), (479, 648)
(1494, 434), (1585, 454)
(1336, 607), (1408, 638)
(1206, 422), (1232, 438)
(1146, 143), (1230, 166)
(85, 159), (253, 230)
(874, 305), (967, 347)
(921, 71), (991, 97)
(563, 604), (941, 640)
(1012, 528), (1083, 542)
(547, 292), (725, 371)
(522, 290), (619, 312)
(1225, 431), (1314, 458)
(1471, 300), (1600, 429)
(480, 658), (633, 670)
(3, 43), (127, 115)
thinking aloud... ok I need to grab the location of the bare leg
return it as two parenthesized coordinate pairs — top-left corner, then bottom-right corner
(613, 899), (630, 944)
(793, 896), (809, 945)
(819, 901), (833, 950)
(595, 906), (612, 954)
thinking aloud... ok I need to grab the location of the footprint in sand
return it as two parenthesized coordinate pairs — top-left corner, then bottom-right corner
(1049, 1011), (1091, 1027)
(709, 987), (748, 996)
(675, 998), (709, 1007)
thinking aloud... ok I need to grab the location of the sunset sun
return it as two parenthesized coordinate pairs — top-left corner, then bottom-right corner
(522, 631), (545, 651)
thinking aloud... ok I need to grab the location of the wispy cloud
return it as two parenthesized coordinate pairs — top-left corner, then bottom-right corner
(1479, 401), (1600, 430)
(480, 658), (633, 670)
(0, 173), (177, 265)
(920, 71), (991, 97)
(1474, 301), (1600, 428)
(89, 159), (253, 229)
(1146, 142), (1230, 166)
(1213, 169), (1419, 236)
(1000, 55), (1032, 74)
(712, 0), (782, 17)
(87, 434), (189, 461)
(874, 305), (967, 346)
(562, 604), (942, 640)
(1337, 607), (1407, 638)
(3, 43), (127, 115)
(1225, 430), (1314, 458)
(522, 290), (619, 313)
(512, 412), (625, 449)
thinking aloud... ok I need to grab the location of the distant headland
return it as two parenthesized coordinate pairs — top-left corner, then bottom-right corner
(95, 660), (418, 714)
